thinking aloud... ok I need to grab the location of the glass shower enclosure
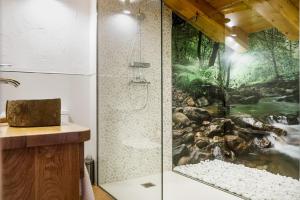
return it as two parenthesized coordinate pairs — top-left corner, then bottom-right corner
(97, 0), (165, 199)
(97, 0), (300, 200)
(170, 1), (300, 200)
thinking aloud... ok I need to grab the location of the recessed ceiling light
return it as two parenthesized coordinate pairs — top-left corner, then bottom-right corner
(123, 10), (131, 15)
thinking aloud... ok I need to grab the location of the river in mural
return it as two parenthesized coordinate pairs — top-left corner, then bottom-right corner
(171, 13), (300, 199)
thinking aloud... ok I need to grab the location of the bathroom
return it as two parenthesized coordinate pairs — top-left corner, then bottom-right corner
(0, 0), (299, 200)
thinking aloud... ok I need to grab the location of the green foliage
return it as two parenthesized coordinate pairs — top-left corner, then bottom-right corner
(173, 64), (220, 92)
(247, 29), (299, 81)
(172, 13), (299, 90)
(172, 14), (215, 66)
(229, 29), (299, 88)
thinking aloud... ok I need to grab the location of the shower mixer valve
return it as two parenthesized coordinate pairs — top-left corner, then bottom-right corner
(129, 62), (151, 84)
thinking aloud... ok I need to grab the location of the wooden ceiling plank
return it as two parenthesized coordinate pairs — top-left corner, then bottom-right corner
(231, 26), (248, 49)
(242, 21), (273, 33)
(164, 0), (225, 42)
(188, 0), (226, 25)
(290, 0), (299, 8)
(164, 0), (249, 51)
(205, 0), (243, 10)
(206, 0), (250, 14)
(221, 3), (249, 14)
(268, 0), (299, 31)
(242, 0), (299, 40)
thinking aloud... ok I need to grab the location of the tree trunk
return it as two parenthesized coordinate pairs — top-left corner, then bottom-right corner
(217, 51), (223, 87)
(289, 41), (293, 69)
(270, 29), (279, 79)
(289, 41), (293, 60)
(218, 51), (229, 114)
(174, 27), (179, 63)
(271, 51), (279, 78)
(208, 42), (220, 67)
(197, 31), (202, 66)
(226, 62), (231, 88)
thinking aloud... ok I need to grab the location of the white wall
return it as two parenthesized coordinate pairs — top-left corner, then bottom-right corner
(0, 0), (95, 74)
(0, 0), (97, 160)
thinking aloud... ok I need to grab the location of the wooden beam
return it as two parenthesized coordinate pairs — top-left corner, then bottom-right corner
(188, 0), (227, 25)
(242, 0), (299, 40)
(221, 2), (249, 14)
(164, 0), (225, 42)
(207, 0), (250, 14)
(290, 0), (299, 8)
(268, 0), (299, 31)
(164, 0), (249, 51)
(227, 26), (249, 51)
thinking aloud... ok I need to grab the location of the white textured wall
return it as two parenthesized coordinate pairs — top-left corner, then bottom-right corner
(0, 0), (97, 160)
(98, 0), (172, 184)
(0, 0), (95, 74)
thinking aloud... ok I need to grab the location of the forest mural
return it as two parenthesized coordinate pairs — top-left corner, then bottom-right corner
(172, 13), (300, 179)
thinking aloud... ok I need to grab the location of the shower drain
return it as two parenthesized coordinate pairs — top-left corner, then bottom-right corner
(141, 182), (156, 188)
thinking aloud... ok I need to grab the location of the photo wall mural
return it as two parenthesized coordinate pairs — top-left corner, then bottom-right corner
(172, 12), (300, 197)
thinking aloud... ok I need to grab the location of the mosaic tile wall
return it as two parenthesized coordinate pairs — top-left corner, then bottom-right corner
(98, 0), (172, 184)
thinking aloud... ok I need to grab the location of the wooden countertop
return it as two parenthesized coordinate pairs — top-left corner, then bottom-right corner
(0, 123), (90, 150)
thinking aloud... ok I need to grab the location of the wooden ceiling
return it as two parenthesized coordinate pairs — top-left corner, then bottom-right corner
(164, 0), (299, 52)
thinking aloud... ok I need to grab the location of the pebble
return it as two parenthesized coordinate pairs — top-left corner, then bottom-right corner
(174, 160), (300, 200)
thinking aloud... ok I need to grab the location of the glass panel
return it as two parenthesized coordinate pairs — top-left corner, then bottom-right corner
(97, 0), (162, 199)
(171, 1), (300, 199)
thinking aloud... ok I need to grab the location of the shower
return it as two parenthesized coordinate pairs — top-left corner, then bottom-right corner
(127, 8), (151, 110)
(98, 0), (164, 192)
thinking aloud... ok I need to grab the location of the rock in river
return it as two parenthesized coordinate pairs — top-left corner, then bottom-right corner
(267, 114), (299, 125)
(212, 146), (225, 160)
(224, 135), (250, 155)
(173, 112), (191, 127)
(194, 132), (206, 142)
(183, 132), (195, 144)
(173, 127), (194, 138)
(177, 156), (191, 166)
(173, 144), (189, 165)
(173, 130), (184, 138)
(195, 137), (210, 149)
(253, 137), (271, 148)
(185, 97), (196, 107)
(190, 146), (212, 164)
(231, 115), (287, 136)
(196, 97), (209, 107)
(205, 118), (235, 137)
(182, 107), (210, 122)
(205, 124), (223, 137)
(231, 115), (264, 129)
(212, 118), (235, 133)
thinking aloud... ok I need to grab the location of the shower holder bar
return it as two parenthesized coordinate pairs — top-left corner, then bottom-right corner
(129, 80), (151, 85)
(129, 62), (151, 68)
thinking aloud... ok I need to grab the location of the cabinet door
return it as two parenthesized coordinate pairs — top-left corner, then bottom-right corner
(2, 144), (80, 200)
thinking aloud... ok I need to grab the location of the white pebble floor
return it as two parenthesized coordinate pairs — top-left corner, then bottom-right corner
(174, 160), (300, 200)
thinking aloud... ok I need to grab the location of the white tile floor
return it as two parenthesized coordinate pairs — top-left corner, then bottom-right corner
(101, 171), (243, 200)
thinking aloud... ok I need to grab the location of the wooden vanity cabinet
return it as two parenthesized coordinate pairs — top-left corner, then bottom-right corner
(0, 123), (90, 200)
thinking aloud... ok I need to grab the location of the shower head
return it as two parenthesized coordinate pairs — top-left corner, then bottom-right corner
(136, 10), (145, 21)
